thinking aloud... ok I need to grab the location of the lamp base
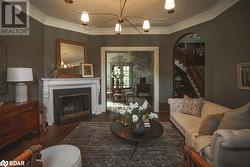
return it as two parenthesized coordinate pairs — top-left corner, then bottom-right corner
(15, 83), (28, 103)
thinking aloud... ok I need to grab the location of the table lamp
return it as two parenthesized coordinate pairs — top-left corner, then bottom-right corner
(7, 67), (33, 103)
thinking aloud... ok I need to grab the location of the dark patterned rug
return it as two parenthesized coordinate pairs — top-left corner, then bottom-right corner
(62, 122), (184, 167)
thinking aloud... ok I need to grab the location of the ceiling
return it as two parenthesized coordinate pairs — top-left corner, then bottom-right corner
(31, 0), (220, 27)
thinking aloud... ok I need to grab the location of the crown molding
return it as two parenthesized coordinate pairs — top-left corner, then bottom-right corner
(29, 0), (239, 35)
(166, 0), (239, 33)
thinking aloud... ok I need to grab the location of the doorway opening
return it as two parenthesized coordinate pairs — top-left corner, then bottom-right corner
(101, 47), (159, 113)
(173, 33), (205, 98)
(106, 51), (154, 111)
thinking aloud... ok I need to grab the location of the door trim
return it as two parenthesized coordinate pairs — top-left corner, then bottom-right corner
(100, 47), (159, 113)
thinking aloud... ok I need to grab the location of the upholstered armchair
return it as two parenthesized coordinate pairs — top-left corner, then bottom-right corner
(6, 144), (82, 167)
(184, 129), (250, 167)
(6, 145), (43, 167)
(210, 129), (250, 167)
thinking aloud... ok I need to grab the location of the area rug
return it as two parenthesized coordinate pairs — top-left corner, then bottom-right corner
(62, 122), (184, 167)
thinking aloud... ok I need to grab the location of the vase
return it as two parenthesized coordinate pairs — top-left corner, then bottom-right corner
(132, 119), (144, 134)
(120, 114), (128, 126)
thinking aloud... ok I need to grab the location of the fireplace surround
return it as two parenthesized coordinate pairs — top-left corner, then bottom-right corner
(40, 78), (101, 125)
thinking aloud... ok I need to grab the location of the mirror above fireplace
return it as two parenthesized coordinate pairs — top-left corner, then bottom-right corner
(56, 39), (87, 78)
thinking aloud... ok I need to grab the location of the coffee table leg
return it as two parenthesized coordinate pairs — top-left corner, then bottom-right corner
(130, 141), (138, 159)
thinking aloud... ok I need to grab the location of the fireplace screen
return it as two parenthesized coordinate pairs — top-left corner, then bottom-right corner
(60, 93), (90, 122)
(53, 88), (91, 124)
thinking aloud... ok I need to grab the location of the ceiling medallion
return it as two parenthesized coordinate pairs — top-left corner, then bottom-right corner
(65, 0), (175, 35)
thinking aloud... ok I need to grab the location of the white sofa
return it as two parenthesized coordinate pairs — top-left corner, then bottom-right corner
(168, 98), (250, 167)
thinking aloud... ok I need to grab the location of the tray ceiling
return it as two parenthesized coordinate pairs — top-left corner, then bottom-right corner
(31, 0), (219, 27)
(29, 0), (239, 34)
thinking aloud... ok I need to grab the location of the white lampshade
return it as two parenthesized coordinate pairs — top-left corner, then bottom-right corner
(115, 23), (122, 34)
(165, 0), (175, 10)
(7, 68), (33, 82)
(143, 20), (150, 32)
(81, 11), (89, 25)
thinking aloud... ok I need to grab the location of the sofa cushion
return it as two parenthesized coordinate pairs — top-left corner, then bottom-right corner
(218, 102), (250, 130)
(171, 112), (202, 135)
(201, 101), (229, 119)
(198, 113), (224, 136)
(181, 95), (203, 117)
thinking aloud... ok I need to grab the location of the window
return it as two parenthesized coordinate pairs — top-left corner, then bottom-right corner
(112, 64), (132, 88)
(113, 66), (121, 75)
(122, 66), (130, 88)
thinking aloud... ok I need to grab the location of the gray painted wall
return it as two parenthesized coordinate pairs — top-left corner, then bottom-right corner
(169, 0), (250, 108)
(0, 0), (249, 108)
(0, 19), (44, 101)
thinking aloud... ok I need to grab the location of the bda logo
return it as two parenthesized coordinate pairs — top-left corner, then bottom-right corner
(0, 160), (8, 167)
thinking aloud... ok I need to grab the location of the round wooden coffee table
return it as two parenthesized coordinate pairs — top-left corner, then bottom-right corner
(111, 119), (163, 159)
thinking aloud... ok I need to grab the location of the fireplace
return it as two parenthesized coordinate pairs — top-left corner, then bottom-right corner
(53, 88), (91, 124)
(40, 78), (101, 125)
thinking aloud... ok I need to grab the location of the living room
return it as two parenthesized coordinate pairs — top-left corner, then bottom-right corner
(0, 0), (249, 167)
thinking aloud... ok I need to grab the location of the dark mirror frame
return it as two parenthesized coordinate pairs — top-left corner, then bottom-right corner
(56, 39), (87, 78)
(0, 41), (7, 95)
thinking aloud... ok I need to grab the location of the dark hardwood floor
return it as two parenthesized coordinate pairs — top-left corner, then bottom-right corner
(0, 111), (169, 161)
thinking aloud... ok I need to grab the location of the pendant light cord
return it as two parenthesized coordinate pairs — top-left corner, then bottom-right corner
(120, 0), (127, 18)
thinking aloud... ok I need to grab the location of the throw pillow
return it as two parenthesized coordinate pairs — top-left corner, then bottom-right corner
(181, 95), (203, 117)
(198, 113), (224, 136)
(218, 102), (250, 130)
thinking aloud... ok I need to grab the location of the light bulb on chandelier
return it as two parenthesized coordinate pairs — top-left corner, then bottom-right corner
(143, 20), (150, 32)
(165, 0), (175, 14)
(81, 11), (89, 25)
(115, 23), (122, 35)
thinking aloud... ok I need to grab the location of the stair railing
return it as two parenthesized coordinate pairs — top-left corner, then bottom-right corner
(175, 65), (199, 98)
(187, 66), (204, 97)
(175, 47), (188, 67)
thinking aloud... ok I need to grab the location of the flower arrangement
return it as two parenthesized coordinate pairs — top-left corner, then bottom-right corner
(126, 100), (158, 123)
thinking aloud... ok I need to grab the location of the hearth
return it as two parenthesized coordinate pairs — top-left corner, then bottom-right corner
(53, 88), (91, 124)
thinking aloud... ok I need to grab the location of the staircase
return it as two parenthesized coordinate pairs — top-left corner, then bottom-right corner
(187, 73), (201, 97)
(175, 60), (187, 72)
(175, 60), (203, 97)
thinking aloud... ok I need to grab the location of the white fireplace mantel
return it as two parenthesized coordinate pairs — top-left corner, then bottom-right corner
(40, 78), (101, 125)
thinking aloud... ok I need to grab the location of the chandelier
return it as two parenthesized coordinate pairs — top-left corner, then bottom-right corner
(64, 0), (175, 35)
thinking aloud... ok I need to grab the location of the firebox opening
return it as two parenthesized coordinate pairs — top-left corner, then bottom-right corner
(60, 93), (91, 122)
(54, 88), (91, 124)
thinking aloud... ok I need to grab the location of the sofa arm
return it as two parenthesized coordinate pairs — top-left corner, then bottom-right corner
(168, 98), (184, 114)
(184, 145), (212, 167)
(211, 129), (250, 167)
(212, 129), (250, 150)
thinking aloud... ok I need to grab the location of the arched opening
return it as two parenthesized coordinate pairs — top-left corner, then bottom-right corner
(173, 33), (205, 98)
